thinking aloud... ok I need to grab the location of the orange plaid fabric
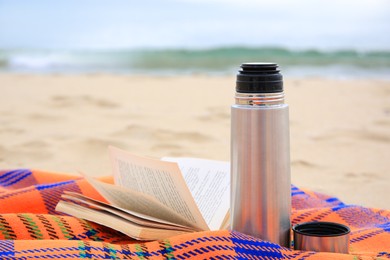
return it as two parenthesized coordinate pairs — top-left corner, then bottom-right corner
(0, 169), (389, 259)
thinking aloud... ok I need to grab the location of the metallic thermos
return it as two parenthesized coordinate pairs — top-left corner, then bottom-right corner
(231, 62), (291, 247)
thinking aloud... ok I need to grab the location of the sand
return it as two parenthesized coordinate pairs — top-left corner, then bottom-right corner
(1, 74), (389, 209)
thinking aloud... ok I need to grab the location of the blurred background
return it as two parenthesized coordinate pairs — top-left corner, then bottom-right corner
(0, 0), (389, 78)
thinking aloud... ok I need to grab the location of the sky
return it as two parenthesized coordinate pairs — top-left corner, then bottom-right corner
(0, 0), (389, 50)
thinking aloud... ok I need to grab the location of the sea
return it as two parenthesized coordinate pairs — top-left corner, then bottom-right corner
(1, 47), (390, 79)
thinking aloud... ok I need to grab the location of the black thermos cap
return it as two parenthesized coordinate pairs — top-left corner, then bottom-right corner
(236, 62), (283, 93)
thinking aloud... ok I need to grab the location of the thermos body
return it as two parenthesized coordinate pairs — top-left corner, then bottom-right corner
(231, 104), (291, 247)
(230, 63), (291, 247)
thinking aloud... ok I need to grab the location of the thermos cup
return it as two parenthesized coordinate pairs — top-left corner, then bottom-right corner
(293, 222), (350, 253)
(231, 62), (291, 247)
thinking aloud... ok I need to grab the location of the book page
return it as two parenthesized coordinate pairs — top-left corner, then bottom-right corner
(60, 192), (195, 232)
(109, 146), (209, 231)
(84, 176), (201, 230)
(162, 157), (230, 230)
(56, 201), (189, 240)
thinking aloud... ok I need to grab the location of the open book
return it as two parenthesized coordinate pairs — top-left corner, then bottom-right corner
(55, 146), (230, 240)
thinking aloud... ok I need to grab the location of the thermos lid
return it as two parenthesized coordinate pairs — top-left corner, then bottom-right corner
(293, 221), (350, 237)
(236, 62), (283, 93)
(292, 221), (350, 253)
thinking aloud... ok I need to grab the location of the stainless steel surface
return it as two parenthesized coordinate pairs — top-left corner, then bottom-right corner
(235, 92), (285, 106)
(230, 92), (291, 247)
(293, 222), (350, 253)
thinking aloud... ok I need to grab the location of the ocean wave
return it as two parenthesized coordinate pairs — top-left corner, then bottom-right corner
(1, 47), (389, 78)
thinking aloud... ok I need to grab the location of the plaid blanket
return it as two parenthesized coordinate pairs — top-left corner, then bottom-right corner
(0, 169), (389, 259)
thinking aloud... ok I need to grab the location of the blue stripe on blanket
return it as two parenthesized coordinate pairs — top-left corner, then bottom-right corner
(0, 169), (32, 187)
(0, 240), (14, 257)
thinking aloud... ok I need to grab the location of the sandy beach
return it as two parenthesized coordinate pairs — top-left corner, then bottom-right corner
(1, 74), (389, 209)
